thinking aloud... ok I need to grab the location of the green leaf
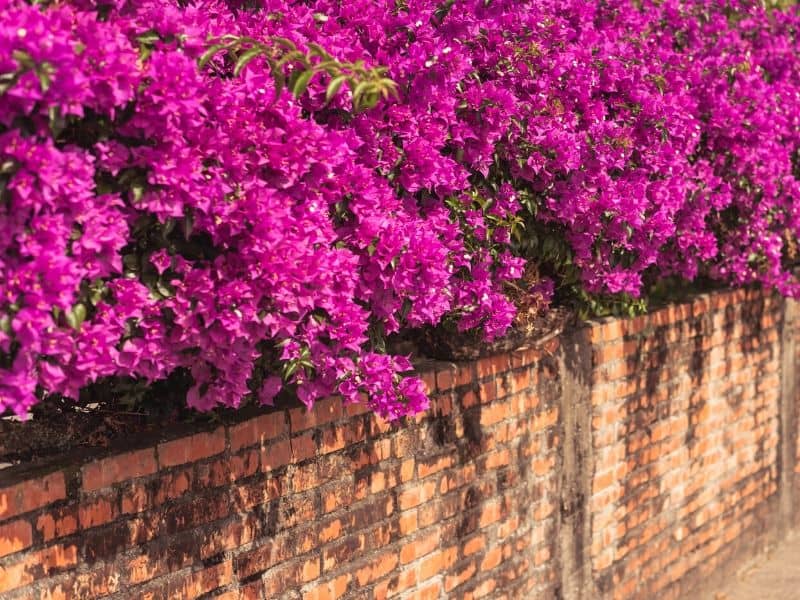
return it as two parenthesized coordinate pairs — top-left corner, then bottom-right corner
(307, 41), (332, 59)
(272, 36), (298, 51)
(66, 303), (87, 331)
(291, 68), (314, 97)
(233, 46), (264, 76)
(35, 63), (52, 92)
(351, 80), (371, 104)
(325, 75), (347, 103)
(198, 43), (226, 68)
(11, 50), (34, 70)
(182, 209), (194, 239)
(283, 360), (299, 378)
(131, 182), (145, 203)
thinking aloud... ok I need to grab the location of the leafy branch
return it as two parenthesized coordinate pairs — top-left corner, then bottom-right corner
(199, 35), (398, 112)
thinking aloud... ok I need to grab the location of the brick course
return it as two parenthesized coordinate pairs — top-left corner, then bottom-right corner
(0, 289), (797, 599)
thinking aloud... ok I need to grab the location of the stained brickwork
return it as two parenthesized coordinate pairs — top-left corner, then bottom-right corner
(0, 289), (797, 600)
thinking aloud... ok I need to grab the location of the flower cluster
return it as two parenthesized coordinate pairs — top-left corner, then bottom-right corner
(2, 0), (800, 419)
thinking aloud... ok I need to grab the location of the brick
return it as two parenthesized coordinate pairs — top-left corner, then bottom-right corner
(167, 561), (234, 598)
(229, 411), (285, 451)
(153, 468), (193, 505)
(81, 448), (157, 492)
(262, 557), (319, 597)
(445, 560), (476, 592)
(399, 510), (418, 535)
(228, 449), (260, 481)
(400, 527), (440, 564)
(398, 479), (437, 511)
(121, 482), (150, 515)
(416, 581), (443, 600)
(35, 505), (78, 542)
(418, 455), (453, 479)
(322, 420), (366, 456)
(0, 519), (32, 558)
(0, 544), (77, 593)
(463, 535), (486, 556)
(478, 500), (502, 528)
(355, 551), (399, 586)
(201, 519), (258, 559)
(290, 396), (342, 432)
(0, 471), (65, 521)
(127, 554), (158, 586)
(321, 480), (352, 514)
(302, 574), (351, 600)
(260, 438), (292, 472)
(400, 459), (416, 482)
(235, 540), (282, 579)
(476, 354), (510, 379)
(158, 428), (226, 468)
(319, 517), (343, 543)
(78, 495), (116, 530)
(419, 547), (457, 581)
(480, 546), (502, 571)
(291, 432), (317, 463)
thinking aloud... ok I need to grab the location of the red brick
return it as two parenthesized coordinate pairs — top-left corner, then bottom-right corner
(480, 546), (502, 571)
(400, 527), (440, 564)
(260, 438), (292, 472)
(0, 471), (65, 521)
(262, 556), (319, 596)
(153, 468), (193, 505)
(418, 455), (454, 479)
(398, 479), (437, 511)
(0, 544), (77, 593)
(35, 505), (78, 542)
(291, 432), (317, 463)
(290, 396), (342, 432)
(416, 581), (443, 600)
(81, 448), (157, 492)
(419, 547), (457, 581)
(167, 561), (234, 598)
(78, 495), (116, 530)
(158, 428), (226, 468)
(0, 519), (32, 558)
(302, 574), (351, 600)
(355, 551), (399, 586)
(201, 519), (258, 559)
(230, 411), (285, 451)
(445, 560), (476, 592)
(476, 354), (510, 379)
(399, 510), (418, 535)
(463, 535), (486, 556)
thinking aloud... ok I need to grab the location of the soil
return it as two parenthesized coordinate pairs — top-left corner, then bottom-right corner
(0, 402), (184, 467)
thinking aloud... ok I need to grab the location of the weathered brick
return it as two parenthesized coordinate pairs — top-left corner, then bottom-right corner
(35, 505), (78, 542)
(229, 411), (285, 451)
(355, 551), (399, 586)
(0, 519), (32, 557)
(81, 448), (157, 492)
(78, 495), (116, 530)
(158, 428), (226, 468)
(0, 471), (65, 521)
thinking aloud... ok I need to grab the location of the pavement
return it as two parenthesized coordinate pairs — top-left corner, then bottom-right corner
(709, 532), (800, 600)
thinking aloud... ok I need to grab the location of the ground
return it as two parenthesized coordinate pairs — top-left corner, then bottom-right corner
(708, 532), (800, 600)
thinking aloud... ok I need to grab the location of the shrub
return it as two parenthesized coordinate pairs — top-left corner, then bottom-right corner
(2, 0), (800, 419)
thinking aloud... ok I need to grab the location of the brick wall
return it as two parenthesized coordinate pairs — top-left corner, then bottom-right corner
(0, 289), (797, 600)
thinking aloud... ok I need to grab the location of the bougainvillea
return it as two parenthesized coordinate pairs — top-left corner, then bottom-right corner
(2, 0), (800, 419)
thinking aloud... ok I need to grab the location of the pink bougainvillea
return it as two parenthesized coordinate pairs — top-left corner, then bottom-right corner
(2, 0), (800, 419)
